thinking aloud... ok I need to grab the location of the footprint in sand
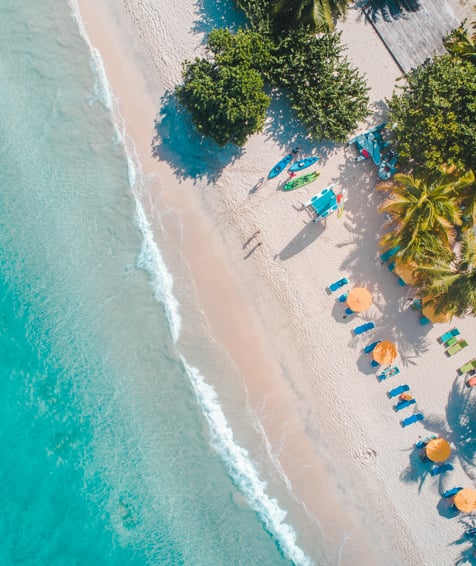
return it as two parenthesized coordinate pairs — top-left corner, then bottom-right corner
(353, 447), (377, 463)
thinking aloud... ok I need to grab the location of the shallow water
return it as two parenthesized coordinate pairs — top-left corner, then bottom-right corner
(0, 1), (316, 564)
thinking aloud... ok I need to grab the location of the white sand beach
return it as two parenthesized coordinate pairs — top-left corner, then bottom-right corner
(77, 0), (476, 563)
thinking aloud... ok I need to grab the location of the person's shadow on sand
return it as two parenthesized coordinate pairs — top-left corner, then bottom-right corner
(274, 220), (325, 260)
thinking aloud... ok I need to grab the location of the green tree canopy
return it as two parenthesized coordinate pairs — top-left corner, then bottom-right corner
(387, 55), (476, 174)
(377, 170), (474, 263)
(176, 29), (271, 146)
(272, 29), (369, 141)
(416, 229), (476, 318)
(269, 0), (349, 33)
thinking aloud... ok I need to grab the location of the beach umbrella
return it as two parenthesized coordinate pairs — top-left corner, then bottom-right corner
(393, 262), (418, 286)
(421, 300), (452, 324)
(454, 488), (476, 513)
(346, 287), (372, 313)
(372, 340), (397, 365)
(425, 438), (451, 463)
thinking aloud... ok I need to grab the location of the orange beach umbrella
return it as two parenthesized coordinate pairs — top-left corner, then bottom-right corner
(421, 299), (452, 324)
(346, 287), (372, 313)
(454, 488), (476, 513)
(425, 438), (451, 463)
(393, 262), (418, 286)
(372, 340), (397, 365)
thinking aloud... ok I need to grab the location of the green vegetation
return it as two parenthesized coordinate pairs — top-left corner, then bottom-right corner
(176, 30), (271, 146)
(176, 1), (368, 146)
(387, 55), (476, 174)
(273, 29), (369, 141)
(268, 0), (350, 33)
(444, 17), (476, 63)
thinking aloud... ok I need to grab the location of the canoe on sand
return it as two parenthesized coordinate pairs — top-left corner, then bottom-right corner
(283, 171), (319, 191)
(268, 153), (293, 179)
(288, 156), (320, 173)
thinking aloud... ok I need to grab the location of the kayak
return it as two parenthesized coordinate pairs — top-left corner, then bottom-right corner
(283, 171), (320, 191)
(288, 156), (320, 173)
(268, 153), (293, 179)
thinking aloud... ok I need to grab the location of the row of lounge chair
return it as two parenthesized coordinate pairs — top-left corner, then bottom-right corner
(386, 384), (423, 426)
(438, 328), (476, 386)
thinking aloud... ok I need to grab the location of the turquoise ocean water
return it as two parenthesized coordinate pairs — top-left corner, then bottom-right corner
(0, 1), (314, 564)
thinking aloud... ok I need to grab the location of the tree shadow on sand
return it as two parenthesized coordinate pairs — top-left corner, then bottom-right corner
(451, 517), (476, 565)
(356, 0), (421, 22)
(152, 92), (242, 183)
(192, 0), (246, 36)
(275, 219), (326, 260)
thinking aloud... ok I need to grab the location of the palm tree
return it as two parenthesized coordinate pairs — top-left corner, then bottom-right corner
(270, 0), (349, 33)
(416, 229), (476, 318)
(377, 170), (474, 262)
(444, 14), (476, 63)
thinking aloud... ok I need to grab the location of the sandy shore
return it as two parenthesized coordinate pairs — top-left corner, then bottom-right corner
(77, 0), (476, 563)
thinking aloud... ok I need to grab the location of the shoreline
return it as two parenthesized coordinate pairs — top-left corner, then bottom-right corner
(76, 0), (476, 564)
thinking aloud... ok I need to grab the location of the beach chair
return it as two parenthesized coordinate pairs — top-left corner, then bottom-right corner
(400, 413), (424, 427)
(370, 359), (380, 368)
(442, 487), (463, 498)
(430, 463), (453, 477)
(458, 359), (476, 376)
(438, 328), (460, 344)
(345, 307), (354, 316)
(466, 376), (476, 388)
(410, 299), (422, 311)
(415, 434), (438, 449)
(364, 340), (382, 354)
(328, 277), (349, 293)
(419, 315), (430, 325)
(446, 339), (468, 357)
(338, 292), (348, 303)
(394, 398), (416, 412)
(353, 322), (375, 336)
(377, 366), (400, 382)
(444, 336), (459, 348)
(380, 245), (400, 262)
(387, 384), (409, 399)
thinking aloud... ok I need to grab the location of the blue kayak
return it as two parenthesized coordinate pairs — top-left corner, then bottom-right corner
(268, 153), (293, 179)
(288, 156), (320, 173)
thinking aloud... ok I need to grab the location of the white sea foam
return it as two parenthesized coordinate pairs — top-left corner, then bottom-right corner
(181, 356), (312, 566)
(70, 5), (309, 562)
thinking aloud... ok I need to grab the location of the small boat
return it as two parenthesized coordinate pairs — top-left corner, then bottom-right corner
(283, 171), (319, 191)
(288, 156), (320, 173)
(268, 153), (293, 179)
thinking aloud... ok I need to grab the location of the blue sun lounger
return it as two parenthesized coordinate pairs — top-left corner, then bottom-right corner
(328, 277), (349, 293)
(415, 434), (438, 449)
(380, 245), (400, 262)
(401, 413), (424, 427)
(442, 487), (463, 498)
(377, 366), (400, 381)
(338, 292), (348, 303)
(364, 340), (382, 354)
(353, 322), (375, 336)
(438, 328), (460, 344)
(430, 463), (454, 477)
(394, 398), (416, 411)
(387, 384), (409, 398)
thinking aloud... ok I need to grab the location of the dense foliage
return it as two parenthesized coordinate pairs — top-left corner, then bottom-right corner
(444, 18), (476, 63)
(235, 0), (349, 33)
(387, 55), (476, 174)
(272, 29), (369, 141)
(378, 169), (476, 318)
(176, 30), (271, 146)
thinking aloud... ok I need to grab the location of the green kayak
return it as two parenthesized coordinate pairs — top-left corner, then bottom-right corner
(283, 171), (320, 191)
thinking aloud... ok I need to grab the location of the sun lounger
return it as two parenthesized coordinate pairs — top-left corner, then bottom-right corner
(380, 246), (400, 262)
(338, 292), (348, 303)
(400, 413), (424, 427)
(394, 398), (416, 411)
(364, 340), (382, 354)
(444, 336), (459, 348)
(458, 359), (476, 375)
(419, 315), (430, 325)
(446, 339), (468, 357)
(328, 277), (349, 293)
(377, 366), (400, 382)
(370, 359), (380, 367)
(387, 384), (409, 398)
(438, 328), (460, 344)
(415, 434), (438, 449)
(430, 463), (453, 477)
(442, 487), (463, 498)
(466, 376), (476, 388)
(353, 322), (375, 336)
